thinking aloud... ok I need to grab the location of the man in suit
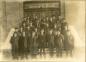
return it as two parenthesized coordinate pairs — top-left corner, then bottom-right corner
(38, 29), (45, 55)
(64, 30), (74, 56)
(48, 29), (54, 57)
(54, 30), (64, 57)
(10, 28), (19, 59)
(18, 27), (25, 59)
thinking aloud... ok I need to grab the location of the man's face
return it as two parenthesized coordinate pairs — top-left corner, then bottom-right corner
(54, 24), (57, 28)
(20, 28), (23, 32)
(67, 31), (71, 35)
(41, 30), (44, 35)
(46, 24), (49, 27)
(14, 33), (17, 37)
(53, 16), (56, 20)
(15, 29), (18, 32)
(50, 18), (53, 22)
(32, 32), (35, 37)
(23, 23), (26, 26)
(27, 26), (30, 30)
(35, 28), (37, 32)
(46, 17), (48, 20)
(24, 18), (26, 21)
(28, 17), (29, 19)
(30, 23), (32, 27)
(50, 30), (53, 34)
(35, 16), (38, 19)
(65, 26), (68, 30)
(57, 31), (60, 35)
(23, 32), (25, 37)
(54, 31), (57, 35)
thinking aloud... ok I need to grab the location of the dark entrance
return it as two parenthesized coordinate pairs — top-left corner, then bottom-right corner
(23, 1), (61, 18)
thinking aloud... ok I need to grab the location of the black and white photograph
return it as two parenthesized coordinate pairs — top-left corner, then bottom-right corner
(0, 0), (85, 62)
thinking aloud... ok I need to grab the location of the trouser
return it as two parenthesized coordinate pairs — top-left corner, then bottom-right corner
(56, 48), (63, 57)
(11, 47), (18, 59)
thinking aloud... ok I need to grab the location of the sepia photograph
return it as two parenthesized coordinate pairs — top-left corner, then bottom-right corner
(0, 0), (85, 62)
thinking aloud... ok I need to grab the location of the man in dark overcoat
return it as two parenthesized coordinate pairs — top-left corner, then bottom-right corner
(54, 30), (64, 57)
(10, 30), (19, 59)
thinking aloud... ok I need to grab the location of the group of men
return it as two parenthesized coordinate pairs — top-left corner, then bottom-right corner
(10, 15), (74, 59)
